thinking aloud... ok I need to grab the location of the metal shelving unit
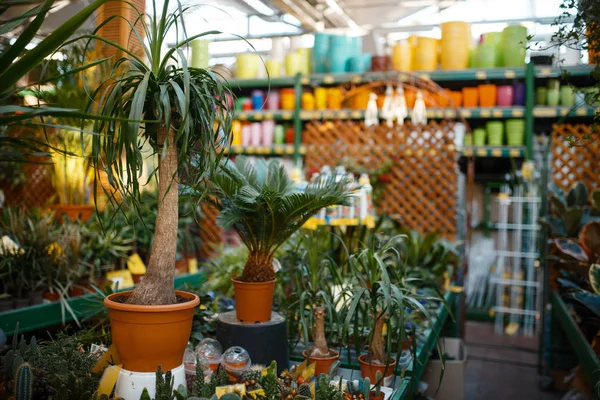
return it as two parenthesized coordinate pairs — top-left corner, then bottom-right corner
(0, 273), (207, 336)
(226, 144), (307, 156)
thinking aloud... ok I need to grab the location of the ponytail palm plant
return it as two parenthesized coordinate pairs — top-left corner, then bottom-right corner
(84, 0), (232, 305)
(208, 156), (351, 283)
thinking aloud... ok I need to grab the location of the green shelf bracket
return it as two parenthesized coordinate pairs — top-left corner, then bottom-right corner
(551, 291), (600, 390)
(0, 273), (207, 337)
(293, 72), (303, 167)
(525, 62), (535, 160)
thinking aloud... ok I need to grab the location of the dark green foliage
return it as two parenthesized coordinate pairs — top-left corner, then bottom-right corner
(155, 366), (175, 400)
(241, 368), (262, 383)
(215, 364), (229, 387)
(192, 358), (206, 396)
(297, 383), (312, 398)
(220, 393), (242, 400)
(294, 396), (311, 400)
(316, 374), (342, 400)
(15, 362), (32, 400)
(259, 362), (281, 400)
(49, 371), (96, 400)
(207, 156), (351, 282)
(140, 388), (152, 400)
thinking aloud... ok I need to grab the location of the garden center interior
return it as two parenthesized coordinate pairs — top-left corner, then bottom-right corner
(0, 0), (599, 399)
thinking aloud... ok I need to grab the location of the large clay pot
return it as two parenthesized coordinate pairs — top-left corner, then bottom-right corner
(104, 290), (199, 372)
(303, 349), (340, 376)
(358, 354), (396, 381)
(232, 278), (276, 323)
(52, 204), (95, 223)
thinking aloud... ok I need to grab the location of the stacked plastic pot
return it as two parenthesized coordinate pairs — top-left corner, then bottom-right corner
(501, 25), (527, 67)
(441, 22), (471, 70)
(313, 34), (367, 74)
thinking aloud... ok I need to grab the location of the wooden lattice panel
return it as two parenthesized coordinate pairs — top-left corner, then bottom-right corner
(198, 203), (222, 260)
(304, 120), (457, 236)
(552, 124), (600, 196)
(1, 161), (54, 208)
(96, 0), (146, 59)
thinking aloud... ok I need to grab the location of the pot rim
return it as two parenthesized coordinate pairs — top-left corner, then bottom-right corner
(302, 348), (340, 361)
(104, 290), (199, 312)
(231, 278), (277, 285)
(357, 353), (397, 366)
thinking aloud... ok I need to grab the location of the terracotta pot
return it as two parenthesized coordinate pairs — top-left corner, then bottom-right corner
(43, 291), (60, 302)
(52, 204), (95, 223)
(303, 349), (340, 376)
(132, 274), (144, 284)
(370, 393), (384, 400)
(69, 286), (85, 297)
(232, 278), (276, 323)
(104, 290), (200, 372)
(358, 354), (396, 381)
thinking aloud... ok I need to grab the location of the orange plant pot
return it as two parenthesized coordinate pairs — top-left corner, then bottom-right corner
(358, 354), (396, 381)
(104, 290), (199, 372)
(478, 84), (497, 107)
(52, 204), (94, 223)
(462, 87), (478, 108)
(449, 91), (462, 107)
(232, 278), (276, 323)
(405, 90), (417, 109)
(303, 349), (340, 376)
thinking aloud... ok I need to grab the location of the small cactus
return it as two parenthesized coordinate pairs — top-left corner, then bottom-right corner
(374, 371), (382, 397)
(15, 362), (32, 400)
(297, 383), (312, 398)
(362, 378), (370, 400)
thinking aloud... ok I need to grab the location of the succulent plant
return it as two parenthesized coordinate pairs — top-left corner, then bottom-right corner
(297, 383), (312, 398)
(15, 362), (32, 400)
(221, 393), (243, 400)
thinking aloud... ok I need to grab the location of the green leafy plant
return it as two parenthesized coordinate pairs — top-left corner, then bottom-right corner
(341, 236), (445, 370)
(79, 0), (233, 305)
(207, 156), (351, 283)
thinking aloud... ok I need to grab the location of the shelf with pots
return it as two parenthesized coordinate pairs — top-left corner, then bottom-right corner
(460, 146), (527, 158)
(235, 110), (295, 121)
(225, 144), (307, 156)
(533, 105), (597, 118)
(298, 107), (527, 121)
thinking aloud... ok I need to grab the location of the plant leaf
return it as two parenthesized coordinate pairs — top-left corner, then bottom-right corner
(567, 182), (588, 207)
(589, 264), (600, 295)
(553, 239), (589, 263)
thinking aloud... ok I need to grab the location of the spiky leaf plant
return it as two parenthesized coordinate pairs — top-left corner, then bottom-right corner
(81, 0), (233, 304)
(207, 156), (351, 282)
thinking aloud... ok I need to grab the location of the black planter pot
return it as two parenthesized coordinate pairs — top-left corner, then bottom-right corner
(0, 298), (12, 312)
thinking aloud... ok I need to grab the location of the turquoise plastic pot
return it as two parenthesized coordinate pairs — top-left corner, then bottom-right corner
(486, 122), (504, 146)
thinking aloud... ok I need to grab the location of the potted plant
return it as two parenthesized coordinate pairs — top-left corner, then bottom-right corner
(82, 0), (233, 376)
(342, 236), (443, 381)
(50, 130), (95, 222)
(292, 229), (344, 375)
(207, 156), (351, 323)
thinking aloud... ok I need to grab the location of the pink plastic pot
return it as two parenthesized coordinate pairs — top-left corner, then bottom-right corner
(497, 85), (514, 107)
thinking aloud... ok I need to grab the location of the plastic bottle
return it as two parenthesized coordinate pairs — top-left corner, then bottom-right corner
(334, 166), (346, 219)
(358, 173), (372, 220)
(346, 173), (357, 219)
(318, 166), (331, 220)
(231, 120), (242, 146)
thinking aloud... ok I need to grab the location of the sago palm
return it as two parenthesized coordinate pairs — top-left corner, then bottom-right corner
(208, 156), (351, 282)
(83, 0), (232, 305)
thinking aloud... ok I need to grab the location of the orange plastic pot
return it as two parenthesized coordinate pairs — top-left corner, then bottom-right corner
(449, 91), (462, 107)
(52, 204), (94, 223)
(405, 90), (417, 109)
(462, 87), (478, 108)
(478, 84), (497, 107)
(232, 278), (276, 323)
(303, 349), (340, 376)
(104, 290), (199, 372)
(358, 354), (396, 381)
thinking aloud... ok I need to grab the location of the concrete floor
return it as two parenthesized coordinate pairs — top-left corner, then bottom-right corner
(464, 321), (564, 400)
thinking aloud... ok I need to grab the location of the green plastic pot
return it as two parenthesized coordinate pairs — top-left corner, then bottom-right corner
(473, 128), (486, 146)
(505, 119), (525, 146)
(464, 133), (473, 147)
(486, 121), (504, 146)
(536, 87), (547, 106)
(560, 86), (575, 107)
(547, 88), (559, 107)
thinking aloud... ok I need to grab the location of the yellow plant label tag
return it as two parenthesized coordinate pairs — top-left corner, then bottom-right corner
(188, 258), (198, 274)
(127, 253), (146, 275)
(106, 270), (135, 289)
(216, 384), (246, 398)
(92, 344), (121, 375)
(97, 364), (122, 395)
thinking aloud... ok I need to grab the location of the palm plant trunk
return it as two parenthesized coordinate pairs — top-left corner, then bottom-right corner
(370, 314), (387, 364)
(240, 251), (275, 282)
(127, 125), (178, 305)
